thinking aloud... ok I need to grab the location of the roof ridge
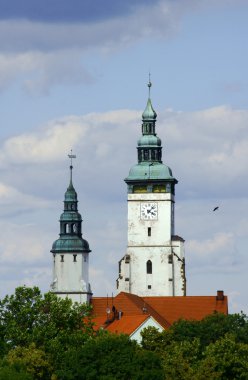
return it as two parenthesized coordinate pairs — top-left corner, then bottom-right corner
(122, 292), (171, 329)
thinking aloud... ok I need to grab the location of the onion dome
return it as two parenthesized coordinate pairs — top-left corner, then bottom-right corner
(127, 162), (174, 181)
(142, 97), (157, 120)
(138, 134), (161, 147)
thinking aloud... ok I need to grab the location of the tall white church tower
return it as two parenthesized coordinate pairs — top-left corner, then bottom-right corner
(117, 81), (186, 297)
(50, 155), (92, 303)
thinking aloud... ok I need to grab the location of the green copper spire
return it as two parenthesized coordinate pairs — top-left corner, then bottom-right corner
(138, 78), (161, 162)
(142, 78), (157, 121)
(51, 153), (91, 254)
(64, 150), (77, 202)
(125, 80), (177, 191)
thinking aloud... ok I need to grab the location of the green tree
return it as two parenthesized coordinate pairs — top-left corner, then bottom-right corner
(141, 313), (248, 379)
(56, 332), (163, 380)
(0, 360), (32, 380)
(6, 343), (52, 380)
(141, 326), (172, 353)
(0, 286), (93, 351)
(201, 334), (248, 379)
(0, 286), (95, 377)
(171, 312), (248, 349)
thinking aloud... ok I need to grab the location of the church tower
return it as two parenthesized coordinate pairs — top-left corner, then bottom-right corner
(117, 81), (186, 297)
(50, 154), (92, 303)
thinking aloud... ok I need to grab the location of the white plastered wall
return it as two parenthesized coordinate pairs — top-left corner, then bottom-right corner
(52, 252), (91, 303)
(130, 316), (164, 344)
(117, 191), (185, 296)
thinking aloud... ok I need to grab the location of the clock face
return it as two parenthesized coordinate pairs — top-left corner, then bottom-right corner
(140, 202), (158, 220)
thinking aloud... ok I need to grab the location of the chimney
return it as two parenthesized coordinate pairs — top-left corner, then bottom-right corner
(216, 290), (224, 301)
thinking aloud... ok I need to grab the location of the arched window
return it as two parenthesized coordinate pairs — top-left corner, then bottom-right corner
(144, 149), (149, 160)
(66, 224), (70, 233)
(146, 260), (152, 274)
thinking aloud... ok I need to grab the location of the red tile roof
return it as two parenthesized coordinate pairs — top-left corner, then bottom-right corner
(143, 295), (228, 325)
(91, 292), (228, 336)
(106, 315), (149, 335)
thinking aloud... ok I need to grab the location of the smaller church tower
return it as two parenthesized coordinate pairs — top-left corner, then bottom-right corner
(50, 154), (92, 303)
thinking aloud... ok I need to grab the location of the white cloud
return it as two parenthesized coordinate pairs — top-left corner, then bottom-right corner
(0, 1), (243, 93)
(0, 222), (51, 265)
(160, 106), (248, 197)
(0, 182), (51, 218)
(0, 104), (248, 201)
(187, 232), (236, 269)
(0, 1), (189, 93)
(0, 2), (182, 53)
(0, 51), (94, 93)
(0, 117), (86, 165)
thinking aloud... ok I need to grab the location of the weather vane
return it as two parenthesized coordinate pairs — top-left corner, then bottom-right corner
(68, 149), (76, 168)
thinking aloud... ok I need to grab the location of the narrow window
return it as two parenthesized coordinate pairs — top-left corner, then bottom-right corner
(84, 256), (87, 262)
(148, 227), (151, 237)
(60, 255), (64, 262)
(146, 260), (152, 274)
(73, 254), (77, 262)
(148, 285), (152, 289)
(66, 224), (70, 233)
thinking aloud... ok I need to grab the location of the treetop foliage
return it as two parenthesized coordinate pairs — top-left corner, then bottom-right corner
(1, 286), (248, 379)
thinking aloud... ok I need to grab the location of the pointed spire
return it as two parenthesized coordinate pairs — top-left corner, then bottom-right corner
(142, 75), (157, 121)
(65, 150), (77, 202)
(68, 149), (76, 188)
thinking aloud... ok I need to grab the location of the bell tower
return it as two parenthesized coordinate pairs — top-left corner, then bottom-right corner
(117, 80), (186, 297)
(50, 153), (92, 303)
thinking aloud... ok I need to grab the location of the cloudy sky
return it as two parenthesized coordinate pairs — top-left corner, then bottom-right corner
(0, 0), (247, 314)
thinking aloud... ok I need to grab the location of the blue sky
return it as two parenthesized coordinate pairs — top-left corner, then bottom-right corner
(0, 0), (248, 314)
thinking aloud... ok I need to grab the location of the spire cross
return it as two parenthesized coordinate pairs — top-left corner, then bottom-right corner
(148, 72), (152, 98)
(68, 150), (76, 183)
(68, 149), (76, 167)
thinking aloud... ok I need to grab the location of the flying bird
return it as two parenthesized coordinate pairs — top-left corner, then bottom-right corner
(213, 206), (219, 212)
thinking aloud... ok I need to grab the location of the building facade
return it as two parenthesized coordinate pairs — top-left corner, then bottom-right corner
(117, 82), (186, 296)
